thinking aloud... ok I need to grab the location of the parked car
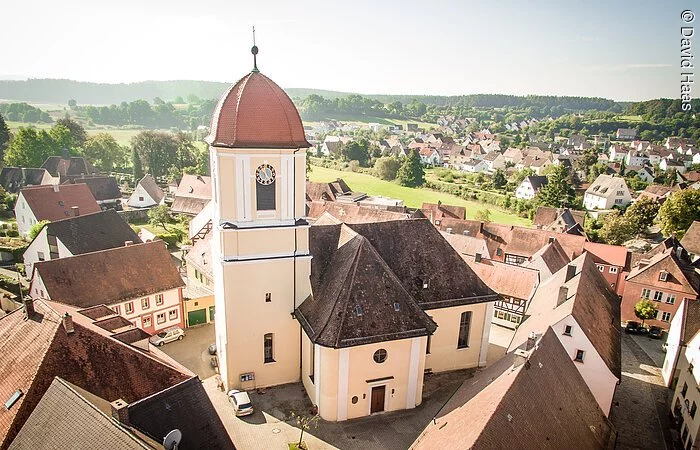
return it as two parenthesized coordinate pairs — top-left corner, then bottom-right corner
(625, 321), (641, 333)
(648, 326), (663, 339)
(227, 390), (254, 416)
(209, 343), (217, 355)
(637, 326), (648, 335)
(149, 328), (185, 347)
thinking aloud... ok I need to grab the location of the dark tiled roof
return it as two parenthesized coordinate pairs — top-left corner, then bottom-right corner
(8, 378), (153, 450)
(37, 209), (141, 256)
(681, 221), (700, 255)
(421, 202), (466, 220)
(207, 71), (311, 149)
(526, 175), (548, 190)
(40, 156), (98, 179)
(0, 168), (51, 194)
(307, 201), (415, 224)
(78, 305), (118, 321)
(93, 315), (133, 332)
(310, 220), (497, 311)
(112, 328), (151, 345)
(413, 328), (615, 449)
(19, 184), (101, 222)
(69, 176), (121, 201)
(127, 377), (234, 450)
(35, 241), (184, 308)
(297, 233), (437, 348)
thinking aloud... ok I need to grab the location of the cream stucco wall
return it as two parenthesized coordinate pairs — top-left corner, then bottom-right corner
(424, 303), (489, 373)
(552, 316), (618, 416)
(672, 332), (700, 449)
(304, 333), (427, 422)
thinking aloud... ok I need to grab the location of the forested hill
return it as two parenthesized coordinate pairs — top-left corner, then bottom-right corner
(0, 79), (625, 113)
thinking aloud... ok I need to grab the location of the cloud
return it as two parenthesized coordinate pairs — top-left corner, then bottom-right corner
(589, 63), (672, 71)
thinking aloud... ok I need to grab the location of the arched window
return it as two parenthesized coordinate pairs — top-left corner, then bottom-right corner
(255, 164), (276, 211)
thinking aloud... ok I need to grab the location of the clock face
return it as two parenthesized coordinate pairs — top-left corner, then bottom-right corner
(255, 164), (276, 185)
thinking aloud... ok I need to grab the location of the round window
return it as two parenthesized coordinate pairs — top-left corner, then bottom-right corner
(351, 396), (359, 404)
(373, 349), (388, 364)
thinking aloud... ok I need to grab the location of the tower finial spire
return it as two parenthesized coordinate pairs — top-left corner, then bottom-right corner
(251, 26), (259, 73)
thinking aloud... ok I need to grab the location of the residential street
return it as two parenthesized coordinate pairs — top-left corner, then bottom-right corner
(611, 331), (673, 450)
(160, 322), (216, 379)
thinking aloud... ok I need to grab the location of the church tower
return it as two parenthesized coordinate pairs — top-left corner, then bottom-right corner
(207, 45), (312, 390)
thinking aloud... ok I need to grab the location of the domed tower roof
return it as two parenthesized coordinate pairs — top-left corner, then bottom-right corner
(207, 71), (311, 149)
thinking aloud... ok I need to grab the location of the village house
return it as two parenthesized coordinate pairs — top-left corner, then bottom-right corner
(30, 241), (185, 334)
(616, 128), (637, 140)
(0, 167), (55, 193)
(681, 221), (700, 262)
(411, 328), (616, 449)
(68, 175), (122, 210)
(306, 202), (419, 224)
(15, 184), (101, 238)
(671, 327), (700, 449)
(625, 150), (650, 167)
(481, 151), (505, 172)
(532, 206), (586, 235)
(40, 156), (99, 182)
(23, 209), (141, 277)
(509, 253), (621, 415)
(182, 233), (215, 327)
(608, 144), (629, 162)
(502, 147), (524, 165)
(418, 147), (441, 165)
(127, 174), (165, 208)
(205, 67), (500, 422)
(621, 240), (700, 329)
(460, 157), (489, 173)
(421, 202), (466, 225)
(0, 298), (232, 449)
(515, 175), (548, 200)
(638, 184), (684, 204)
(662, 298), (700, 388)
(171, 173), (212, 216)
(583, 174), (632, 210)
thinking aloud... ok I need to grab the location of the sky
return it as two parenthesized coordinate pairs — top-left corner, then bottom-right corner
(3, 0), (694, 101)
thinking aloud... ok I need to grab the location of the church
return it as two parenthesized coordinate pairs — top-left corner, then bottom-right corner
(207, 46), (498, 421)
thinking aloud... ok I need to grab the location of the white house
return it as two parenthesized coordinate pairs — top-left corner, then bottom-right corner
(127, 174), (165, 209)
(419, 148), (441, 166)
(662, 298), (700, 388)
(509, 254), (621, 416)
(482, 152), (505, 173)
(583, 174), (632, 210)
(23, 209), (141, 278)
(671, 328), (700, 449)
(515, 176), (548, 200)
(609, 144), (629, 162)
(460, 158), (489, 173)
(30, 241), (185, 335)
(15, 184), (101, 238)
(625, 151), (649, 167)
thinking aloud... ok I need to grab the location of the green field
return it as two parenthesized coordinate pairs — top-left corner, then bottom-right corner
(308, 166), (530, 226)
(303, 114), (435, 130)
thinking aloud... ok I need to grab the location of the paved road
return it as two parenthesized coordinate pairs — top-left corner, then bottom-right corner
(160, 322), (216, 379)
(611, 332), (673, 450)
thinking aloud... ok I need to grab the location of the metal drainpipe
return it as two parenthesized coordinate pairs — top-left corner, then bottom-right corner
(294, 147), (301, 379)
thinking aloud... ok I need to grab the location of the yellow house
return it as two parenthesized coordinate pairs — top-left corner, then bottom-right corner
(208, 50), (499, 421)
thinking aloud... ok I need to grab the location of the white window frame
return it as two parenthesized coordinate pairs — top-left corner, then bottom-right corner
(125, 302), (134, 314)
(168, 309), (178, 320)
(653, 291), (663, 302)
(156, 312), (166, 324)
(661, 311), (672, 322)
(574, 349), (585, 362)
(609, 266), (618, 274)
(155, 293), (164, 306)
(143, 316), (152, 328)
(141, 297), (149, 310)
(666, 294), (676, 305)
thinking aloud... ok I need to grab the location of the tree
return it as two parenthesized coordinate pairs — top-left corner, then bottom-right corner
(4, 127), (56, 167)
(131, 131), (178, 178)
(132, 147), (144, 180)
(148, 205), (172, 232)
(658, 189), (700, 238)
(290, 412), (319, 450)
(68, 99), (77, 110)
(0, 113), (10, 160)
(634, 299), (658, 327)
(55, 116), (88, 148)
(341, 140), (370, 167)
(598, 210), (635, 245)
(396, 149), (425, 187)
(28, 220), (50, 241)
(374, 157), (401, 181)
(535, 164), (575, 208)
(493, 169), (506, 189)
(174, 96), (185, 104)
(624, 196), (660, 235)
(83, 133), (125, 171)
(474, 209), (492, 222)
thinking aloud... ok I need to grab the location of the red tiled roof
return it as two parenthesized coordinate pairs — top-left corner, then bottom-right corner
(207, 72), (311, 149)
(19, 184), (101, 222)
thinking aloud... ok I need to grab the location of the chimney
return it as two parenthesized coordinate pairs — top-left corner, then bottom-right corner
(124, 240), (134, 246)
(110, 399), (130, 425)
(548, 236), (555, 244)
(437, 200), (442, 208)
(446, 227), (453, 234)
(23, 298), (35, 320)
(71, 206), (79, 217)
(565, 264), (577, 282)
(526, 331), (537, 350)
(52, 184), (59, 193)
(513, 348), (529, 369)
(62, 312), (74, 334)
(475, 253), (482, 263)
(557, 286), (569, 307)
(479, 222), (484, 234)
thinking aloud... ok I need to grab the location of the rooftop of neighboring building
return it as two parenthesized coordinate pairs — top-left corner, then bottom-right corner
(421, 202), (466, 221)
(681, 221), (700, 256)
(68, 176), (121, 201)
(585, 174), (629, 197)
(18, 184), (101, 222)
(40, 156), (99, 179)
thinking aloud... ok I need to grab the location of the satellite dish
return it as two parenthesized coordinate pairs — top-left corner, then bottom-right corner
(163, 429), (182, 450)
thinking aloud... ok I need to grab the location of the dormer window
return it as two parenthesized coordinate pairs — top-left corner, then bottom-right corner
(394, 302), (401, 312)
(422, 279), (429, 289)
(355, 305), (363, 317)
(659, 271), (669, 282)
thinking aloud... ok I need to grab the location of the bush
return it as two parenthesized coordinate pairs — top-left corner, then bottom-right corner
(156, 232), (183, 247)
(7, 230), (19, 238)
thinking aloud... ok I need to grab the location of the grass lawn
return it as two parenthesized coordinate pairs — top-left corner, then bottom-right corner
(86, 128), (144, 146)
(308, 166), (530, 226)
